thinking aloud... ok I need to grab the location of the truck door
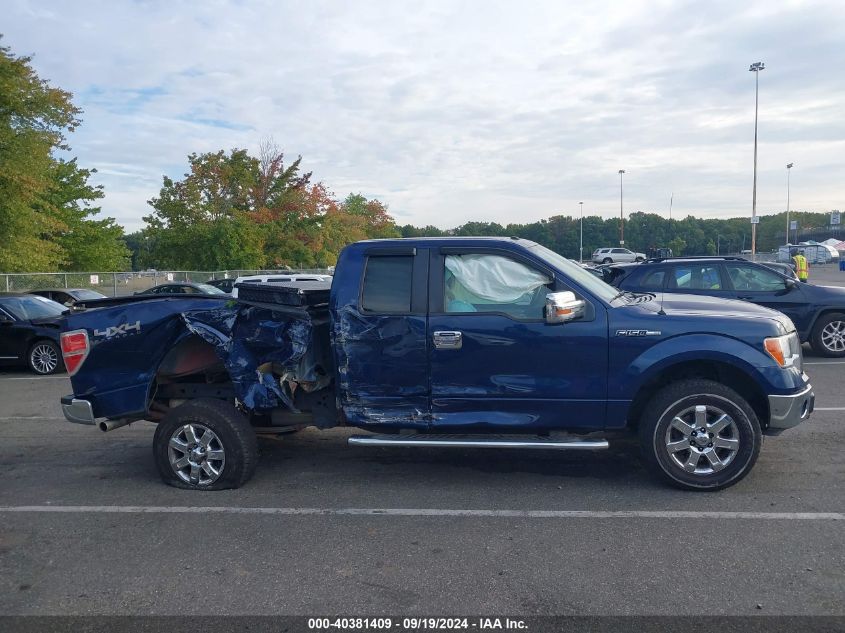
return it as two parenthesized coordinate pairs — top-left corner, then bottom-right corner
(332, 246), (430, 429)
(428, 247), (608, 430)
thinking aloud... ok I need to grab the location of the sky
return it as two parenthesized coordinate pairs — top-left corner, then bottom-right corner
(5, 0), (845, 232)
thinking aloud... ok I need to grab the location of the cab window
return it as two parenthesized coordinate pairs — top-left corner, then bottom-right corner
(444, 253), (552, 320)
(361, 256), (413, 313)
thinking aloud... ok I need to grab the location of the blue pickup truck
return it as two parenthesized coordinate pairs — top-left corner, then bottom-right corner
(59, 238), (814, 491)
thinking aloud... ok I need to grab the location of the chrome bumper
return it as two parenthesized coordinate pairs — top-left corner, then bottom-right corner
(61, 395), (96, 425)
(767, 384), (814, 433)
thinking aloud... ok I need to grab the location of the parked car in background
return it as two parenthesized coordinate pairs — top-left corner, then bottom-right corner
(206, 278), (235, 293)
(232, 273), (332, 298)
(30, 288), (108, 307)
(136, 283), (229, 296)
(605, 256), (845, 357)
(0, 293), (65, 374)
(592, 247), (646, 264)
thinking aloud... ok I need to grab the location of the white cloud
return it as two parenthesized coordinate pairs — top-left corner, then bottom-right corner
(4, 0), (845, 232)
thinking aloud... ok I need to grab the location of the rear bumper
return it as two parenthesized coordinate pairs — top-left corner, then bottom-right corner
(61, 395), (96, 425)
(767, 384), (814, 434)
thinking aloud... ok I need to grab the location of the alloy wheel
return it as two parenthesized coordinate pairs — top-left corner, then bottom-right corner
(821, 320), (845, 353)
(168, 423), (226, 486)
(30, 343), (59, 375)
(663, 404), (740, 475)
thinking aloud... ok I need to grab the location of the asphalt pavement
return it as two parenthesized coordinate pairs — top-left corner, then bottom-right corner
(0, 344), (843, 617)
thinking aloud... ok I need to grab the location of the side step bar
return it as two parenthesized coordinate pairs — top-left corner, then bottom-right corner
(348, 434), (608, 450)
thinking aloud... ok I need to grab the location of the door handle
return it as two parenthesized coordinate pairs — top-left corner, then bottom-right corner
(433, 331), (462, 350)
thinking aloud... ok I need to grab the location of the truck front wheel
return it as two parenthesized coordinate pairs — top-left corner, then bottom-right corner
(153, 399), (258, 490)
(638, 379), (762, 491)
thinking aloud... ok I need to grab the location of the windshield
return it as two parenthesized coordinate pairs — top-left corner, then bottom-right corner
(196, 283), (227, 295)
(2, 296), (66, 320)
(529, 244), (622, 303)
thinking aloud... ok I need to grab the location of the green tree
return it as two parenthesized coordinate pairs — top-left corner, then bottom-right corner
(0, 38), (127, 271)
(667, 237), (687, 256)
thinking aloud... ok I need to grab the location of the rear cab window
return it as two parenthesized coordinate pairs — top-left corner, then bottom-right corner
(361, 256), (413, 313)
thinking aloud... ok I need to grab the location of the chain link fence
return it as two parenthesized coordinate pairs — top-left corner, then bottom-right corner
(1, 269), (333, 297)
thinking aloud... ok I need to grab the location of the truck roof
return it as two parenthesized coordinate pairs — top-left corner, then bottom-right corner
(350, 236), (538, 248)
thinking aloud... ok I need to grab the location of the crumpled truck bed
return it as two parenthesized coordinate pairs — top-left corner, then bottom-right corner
(64, 296), (328, 420)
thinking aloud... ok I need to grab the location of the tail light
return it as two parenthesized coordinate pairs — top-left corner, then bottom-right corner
(60, 329), (90, 376)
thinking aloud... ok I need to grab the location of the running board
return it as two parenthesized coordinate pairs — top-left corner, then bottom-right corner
(347, 434), (608, 450)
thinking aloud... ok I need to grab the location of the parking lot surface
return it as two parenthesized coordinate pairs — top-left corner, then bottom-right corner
(2, 266), (845, 616)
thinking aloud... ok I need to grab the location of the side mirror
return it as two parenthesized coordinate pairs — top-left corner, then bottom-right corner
(785, 277), (797, 289)
(545, 291), (586, 324)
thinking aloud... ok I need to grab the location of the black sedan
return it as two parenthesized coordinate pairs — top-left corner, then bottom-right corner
(30, 288), (108, 307)
(605, 256), (845, 357)
(0, 293), (66, 374)
(136, 282), (228, 296)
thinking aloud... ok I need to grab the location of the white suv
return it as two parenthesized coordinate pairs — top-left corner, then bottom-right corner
(232, 273), (332, 298)
(592, 247), (646, 264)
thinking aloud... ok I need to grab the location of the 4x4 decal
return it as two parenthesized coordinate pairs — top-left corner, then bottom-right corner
(93, 321), (141, 338)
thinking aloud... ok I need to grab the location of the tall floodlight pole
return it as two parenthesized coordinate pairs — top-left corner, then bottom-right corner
(579, 201), (584, 262)
(749, 61), (765, 259)
(785, 162), (793, 245)
(618, 170), (625, 245)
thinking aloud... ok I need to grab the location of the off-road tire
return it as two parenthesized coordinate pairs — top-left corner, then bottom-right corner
(153, 399), (258, 490)
(638, 379), (762, 491)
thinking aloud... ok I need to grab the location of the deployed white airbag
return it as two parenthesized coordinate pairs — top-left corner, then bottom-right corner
(445, 254), (551, 304)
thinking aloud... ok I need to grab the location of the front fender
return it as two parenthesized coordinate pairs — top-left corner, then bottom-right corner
(611, 333), (802, 402)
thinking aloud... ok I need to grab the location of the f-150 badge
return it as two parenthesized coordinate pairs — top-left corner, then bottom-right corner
(616, 329), (661, 336)
(94, 321), (141, 338)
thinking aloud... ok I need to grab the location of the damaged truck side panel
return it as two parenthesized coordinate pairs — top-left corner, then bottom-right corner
(60, 237), (814, 492)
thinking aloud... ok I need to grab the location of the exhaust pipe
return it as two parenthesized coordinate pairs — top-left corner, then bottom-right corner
(99, 419), (132, 433)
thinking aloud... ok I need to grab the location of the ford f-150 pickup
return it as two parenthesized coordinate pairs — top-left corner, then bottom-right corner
(59, 238), (815, 491)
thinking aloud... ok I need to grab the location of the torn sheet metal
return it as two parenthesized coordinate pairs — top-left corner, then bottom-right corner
(331, 305), (429, 428)
(180, 305), (314, 411)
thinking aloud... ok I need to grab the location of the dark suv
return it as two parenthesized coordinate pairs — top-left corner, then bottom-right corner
(605, 256), (845, 357)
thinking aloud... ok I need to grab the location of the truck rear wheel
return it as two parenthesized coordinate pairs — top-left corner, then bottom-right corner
(638, 379), (761, 491)
(153, 399), (258, 490)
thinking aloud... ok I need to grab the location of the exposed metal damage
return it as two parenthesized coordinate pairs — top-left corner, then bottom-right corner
(178, 305), (326, 412)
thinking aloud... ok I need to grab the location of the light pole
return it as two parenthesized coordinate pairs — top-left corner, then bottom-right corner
(618, 170), (625, 245)
(579, 201), (584, 262)
(785, 162), (793, 245)
(749, 61), (765, 259)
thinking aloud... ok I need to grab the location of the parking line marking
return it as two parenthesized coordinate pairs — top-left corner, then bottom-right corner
(813, 407), (845, 411)
(805, 361), (845, 365)
(0, 506), (842, 520)
(0, 416), (64, 420)
(0, 376), (69, 380)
